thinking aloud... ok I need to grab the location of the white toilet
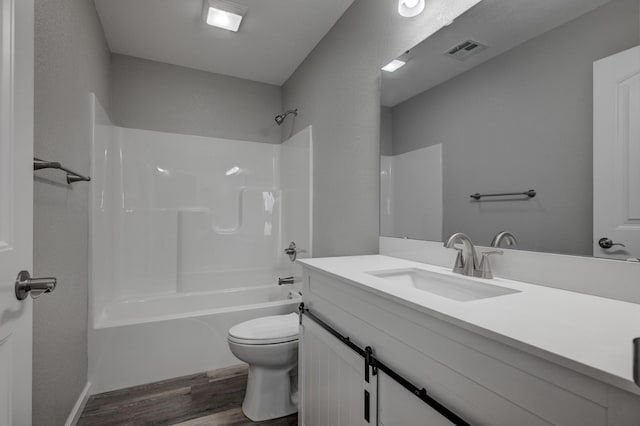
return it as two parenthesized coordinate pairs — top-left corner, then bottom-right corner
(227, 312), (299, 421)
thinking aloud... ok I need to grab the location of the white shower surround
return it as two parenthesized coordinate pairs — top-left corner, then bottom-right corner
(380, 144), (443, 241)
(88, 94), (312, 393)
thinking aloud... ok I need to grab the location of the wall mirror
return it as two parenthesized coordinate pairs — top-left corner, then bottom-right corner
(380, 0), (640, 260)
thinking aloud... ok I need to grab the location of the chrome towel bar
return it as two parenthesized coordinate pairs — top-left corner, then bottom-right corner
(33, 157), (91, 184)
(470, 189), (536, 200)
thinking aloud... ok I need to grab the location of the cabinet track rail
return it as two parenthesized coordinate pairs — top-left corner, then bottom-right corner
(634, 338), (640, 387)
(299, 303), (472, 426)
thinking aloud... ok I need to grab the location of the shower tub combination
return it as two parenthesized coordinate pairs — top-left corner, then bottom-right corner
(88, 95), (312, 394)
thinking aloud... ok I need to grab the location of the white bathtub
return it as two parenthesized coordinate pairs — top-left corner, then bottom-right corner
(89, 286), (301, 394)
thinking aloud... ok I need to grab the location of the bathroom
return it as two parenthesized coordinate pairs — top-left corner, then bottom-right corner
(1, 0), (640, 424)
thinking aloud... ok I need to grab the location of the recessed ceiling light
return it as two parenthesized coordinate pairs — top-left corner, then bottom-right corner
(381, 59), (407, 73)
(225, 166), (241, 176)
(203, 0), (248, 32)
(398, 0), (425, 17)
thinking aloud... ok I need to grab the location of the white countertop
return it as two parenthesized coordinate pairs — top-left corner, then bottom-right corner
(298, 255), (640, 394)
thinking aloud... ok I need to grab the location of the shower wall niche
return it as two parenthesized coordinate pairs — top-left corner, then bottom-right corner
(90, 94), (312, 323)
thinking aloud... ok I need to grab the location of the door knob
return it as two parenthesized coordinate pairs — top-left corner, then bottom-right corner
(598, 237), (626, 249)
(15, 270), (57, 300)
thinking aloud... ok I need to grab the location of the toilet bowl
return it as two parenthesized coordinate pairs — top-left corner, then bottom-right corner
(227, 312), (299, 421)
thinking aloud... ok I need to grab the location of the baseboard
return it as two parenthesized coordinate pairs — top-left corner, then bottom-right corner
(64, 382), (92, 426)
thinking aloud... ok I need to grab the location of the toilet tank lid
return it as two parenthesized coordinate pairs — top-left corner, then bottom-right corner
(228, 313), (299, 341)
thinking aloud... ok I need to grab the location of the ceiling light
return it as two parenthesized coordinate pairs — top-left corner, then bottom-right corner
(381, 59), (406, 73)
(203, 0), (248, 32)
(225, 166), (241, 176)
(156, 167), (170, 176)
(398, 0), (425, 17)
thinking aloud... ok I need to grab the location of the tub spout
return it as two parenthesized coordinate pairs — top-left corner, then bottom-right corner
(278, 276), (295, 285)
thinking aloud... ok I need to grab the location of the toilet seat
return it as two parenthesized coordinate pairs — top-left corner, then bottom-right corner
(228, 313), (299, 345)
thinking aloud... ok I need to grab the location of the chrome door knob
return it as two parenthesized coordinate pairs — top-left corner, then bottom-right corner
(598, 238), (626, 249)
(14, 270), (57, 300)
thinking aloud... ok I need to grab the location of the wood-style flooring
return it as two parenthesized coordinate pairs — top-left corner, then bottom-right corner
(77, 365), (298, 426)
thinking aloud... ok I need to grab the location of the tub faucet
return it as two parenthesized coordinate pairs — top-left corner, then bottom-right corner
(278, 276), (295, 285)
(491, 231), (517, 248)
(444, 233), (480, 277)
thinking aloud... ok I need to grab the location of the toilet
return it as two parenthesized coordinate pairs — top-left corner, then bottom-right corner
(227, 313), (299, 421)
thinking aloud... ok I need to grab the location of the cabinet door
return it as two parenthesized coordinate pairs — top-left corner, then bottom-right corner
(300, 317), (377, 426)
(378, 374), (456, 426)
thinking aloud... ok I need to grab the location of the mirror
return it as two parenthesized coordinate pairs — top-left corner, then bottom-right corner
(380, 0), (640, 259)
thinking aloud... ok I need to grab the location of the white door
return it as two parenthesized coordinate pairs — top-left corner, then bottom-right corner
(594, 45), (640, 260)
(300, 318), (378, 426)
(0, 0), (34, 424)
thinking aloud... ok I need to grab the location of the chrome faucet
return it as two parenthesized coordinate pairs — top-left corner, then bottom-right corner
(444, 233), (480, 277)
(284, 242), (298, 262)
(491, 231), (517, 248)
(475, 250), (503, 279)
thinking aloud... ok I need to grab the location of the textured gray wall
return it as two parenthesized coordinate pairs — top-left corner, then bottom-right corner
(33, 0), (111, 424)
(390, 0), (640, 255)
(111, 54), (283, 144)
(282, 0), (467, 256)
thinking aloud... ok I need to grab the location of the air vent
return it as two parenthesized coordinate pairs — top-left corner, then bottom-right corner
(444, 40), (488, 61)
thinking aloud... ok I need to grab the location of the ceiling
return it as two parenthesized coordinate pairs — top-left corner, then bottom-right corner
(94, 0), (355, 86)
(382, 0), (613, 107)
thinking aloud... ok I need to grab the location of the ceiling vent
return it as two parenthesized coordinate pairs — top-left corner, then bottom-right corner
(444, 40), (488, 61)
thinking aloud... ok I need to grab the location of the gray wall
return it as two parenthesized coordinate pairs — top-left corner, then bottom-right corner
(33, 0), (111, 424)
(390, 0), (640, 255)
(111, 54), (283, 144)
(282, 0), (462, 256)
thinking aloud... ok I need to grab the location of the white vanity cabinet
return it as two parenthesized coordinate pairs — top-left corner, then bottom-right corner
(298, 259), (640, 426)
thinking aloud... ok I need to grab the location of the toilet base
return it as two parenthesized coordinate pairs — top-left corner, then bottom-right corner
(227, 315), (300, 422)
(242, 365), (298, 421)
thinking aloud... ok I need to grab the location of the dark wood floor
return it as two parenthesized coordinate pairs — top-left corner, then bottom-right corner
(78, 365), (298, 426)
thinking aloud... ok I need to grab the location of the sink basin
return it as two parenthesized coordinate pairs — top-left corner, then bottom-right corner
(367, 268), (520, 301)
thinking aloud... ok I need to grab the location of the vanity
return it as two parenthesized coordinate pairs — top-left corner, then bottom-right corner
(294, 0), (640, 423)
(297, 254), (640, 425)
